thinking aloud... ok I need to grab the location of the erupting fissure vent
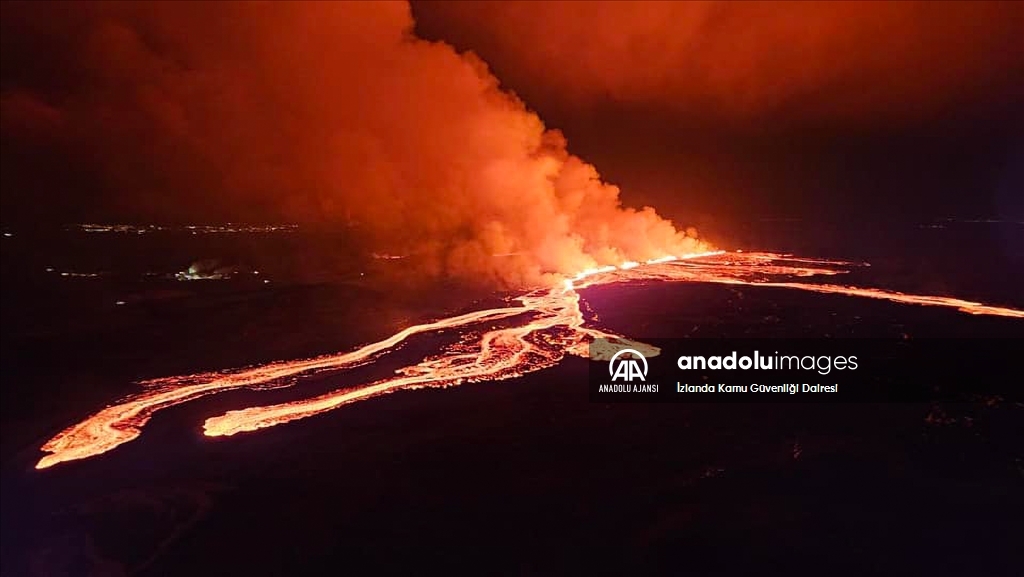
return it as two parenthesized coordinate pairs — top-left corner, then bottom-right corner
(36, 251), (1023, 469)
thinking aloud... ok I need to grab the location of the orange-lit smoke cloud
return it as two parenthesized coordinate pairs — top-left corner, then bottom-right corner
(414, 1), (1023, 128)
(0, 1), (705, 287)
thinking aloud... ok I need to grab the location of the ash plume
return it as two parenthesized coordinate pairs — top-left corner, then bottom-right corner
(0, 1), (707, 287)
(413, 1), (1023, 129)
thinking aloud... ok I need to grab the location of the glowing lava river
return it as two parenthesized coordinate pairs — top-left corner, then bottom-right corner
(35, 251), (1024, 469)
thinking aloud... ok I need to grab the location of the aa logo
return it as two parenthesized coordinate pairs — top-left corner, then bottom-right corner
(609, 348), (648, 382)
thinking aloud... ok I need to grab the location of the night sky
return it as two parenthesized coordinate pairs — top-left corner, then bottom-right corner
(2, 1), (1022, 232)
(411, 1), (1024, 224)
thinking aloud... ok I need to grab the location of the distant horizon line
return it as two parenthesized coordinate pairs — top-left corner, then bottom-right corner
(1, 216), (1023, 233)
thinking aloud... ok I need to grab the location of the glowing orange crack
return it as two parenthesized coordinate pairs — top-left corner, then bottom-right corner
(704, 278), (1024, 318)
(36, 251), (1024, 469)
(203, 283), (635, 437)
(35, 305), (530, 469)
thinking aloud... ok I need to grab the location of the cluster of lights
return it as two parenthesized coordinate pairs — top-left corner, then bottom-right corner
(73, 223), (298, 234)
(44, 267), (102, 278)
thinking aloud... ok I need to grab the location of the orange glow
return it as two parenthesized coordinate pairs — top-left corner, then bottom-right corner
(36, 251), (1023, 469)
(34, 305), (532, 469)
(417, 1), (1023, 125)
(0, 1), (714, 287)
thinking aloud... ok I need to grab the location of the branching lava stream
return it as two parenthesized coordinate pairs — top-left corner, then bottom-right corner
(35, 251), (1023, 469)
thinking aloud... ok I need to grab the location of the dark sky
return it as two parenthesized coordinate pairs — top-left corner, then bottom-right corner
(411, 1), (1024, 226)
(2, 0), (1022, 235)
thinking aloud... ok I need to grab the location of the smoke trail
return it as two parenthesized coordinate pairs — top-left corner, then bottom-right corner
(0, 1), (707, 287)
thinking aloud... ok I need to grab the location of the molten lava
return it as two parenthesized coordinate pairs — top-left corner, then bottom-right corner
(36, 251), (1024, 469)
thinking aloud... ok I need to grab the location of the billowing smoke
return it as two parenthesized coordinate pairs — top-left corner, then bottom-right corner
(413, 1), (1023, 128)
(0, 1), (707, 287)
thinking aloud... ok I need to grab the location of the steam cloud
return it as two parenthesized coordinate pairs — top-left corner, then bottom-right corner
(415, 1), (1023, 127)
(0, 1), (706, 287)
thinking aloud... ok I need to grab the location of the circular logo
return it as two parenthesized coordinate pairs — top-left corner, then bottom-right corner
(609, 348), (648, 380)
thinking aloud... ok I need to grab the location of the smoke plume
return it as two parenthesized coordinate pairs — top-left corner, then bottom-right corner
(413, 1), (1023, 129)
(0, 1), (707, 287)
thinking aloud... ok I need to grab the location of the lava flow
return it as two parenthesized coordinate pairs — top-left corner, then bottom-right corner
(35, 251), (1024, 469)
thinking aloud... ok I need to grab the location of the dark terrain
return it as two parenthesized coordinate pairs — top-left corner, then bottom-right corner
(1, 221), (1022, 576)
